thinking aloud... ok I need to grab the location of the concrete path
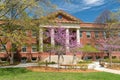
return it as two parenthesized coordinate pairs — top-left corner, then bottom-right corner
(0, 63), (39, 68)
(88, 62), (120, 75)
(0, 62), (120, 75)
(95, 67), (120, 75)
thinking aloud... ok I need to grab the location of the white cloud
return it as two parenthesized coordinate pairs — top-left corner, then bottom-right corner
(111, 8), (120, 12)
(83, 0), (104, 5)
(54, 0), (105, 13)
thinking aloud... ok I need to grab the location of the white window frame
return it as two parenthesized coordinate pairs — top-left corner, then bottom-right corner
(86, 31), (91, 38)
(80, 31), (83, 38)
(32, 30), (37, 38)
(31, 44), (37, 53)
(103, 32), (106, 39)
(0, 44), (6, 53)
(95, 31), (99, 38)
(21, 45), (27, 53)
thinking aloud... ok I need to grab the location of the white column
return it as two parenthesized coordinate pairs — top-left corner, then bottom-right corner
(76, 28), (80, 46)
(39, 28), (43, 52)
(51, 28), (55, 46)
(66, 28), (70, 52)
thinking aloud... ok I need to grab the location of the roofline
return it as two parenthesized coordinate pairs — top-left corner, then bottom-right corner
(80, 22), (106, 25)
(45, 10), (83, 23)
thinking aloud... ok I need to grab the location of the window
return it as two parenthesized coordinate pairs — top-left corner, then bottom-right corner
(118, 32), (120, 37)
(11, 44), (17, 52)
(95, 31), (99, 38)
(32, 44), (37, 52)
(32, 30), (37, 38)
(95, 44), (99, 49)
(80, 31), (82, 38)
(0, 44), (6, 52)
(21, 45), (27, 52)
(103, 32), (106, 38)
(58, 15), (62, 19)
(86, 31), (91, 38)
(25, 31), (28, 36)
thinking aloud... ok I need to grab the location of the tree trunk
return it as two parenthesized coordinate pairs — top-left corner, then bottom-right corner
(49, 52), (51, 62)
(109, 52), (112, 67)
(9, 52), (14, 64)
(0, 58), (2, 62)
(92, 53), (96, 61)
(72, 53), (76, 64)
(57, 53), (60, 69)
(83, 52), (87, 60)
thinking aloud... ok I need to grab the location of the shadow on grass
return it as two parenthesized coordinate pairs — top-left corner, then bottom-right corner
(0, 68), (30, 76)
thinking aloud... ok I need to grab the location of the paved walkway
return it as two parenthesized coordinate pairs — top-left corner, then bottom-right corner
(0, 63), (39, 68)
(95, 67), (120, 75)
(88, 62), (120, 75)
(0, 62), (120, 75)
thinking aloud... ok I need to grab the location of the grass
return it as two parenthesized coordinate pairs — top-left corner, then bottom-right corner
(78, 60), (92, 64)
(0, 68), (120, 80)
(103, 59), (120, 63)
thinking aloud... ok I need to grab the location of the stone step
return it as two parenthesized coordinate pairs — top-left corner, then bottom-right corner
(43, 55), (81, 64)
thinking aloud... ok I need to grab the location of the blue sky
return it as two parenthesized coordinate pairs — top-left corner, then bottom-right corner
(52, 0), (120, 22)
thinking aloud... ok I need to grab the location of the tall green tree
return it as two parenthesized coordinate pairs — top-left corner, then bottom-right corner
(0, 0), (55, 64)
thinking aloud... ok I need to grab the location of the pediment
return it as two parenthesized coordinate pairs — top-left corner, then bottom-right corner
(46, 10), (83, 23)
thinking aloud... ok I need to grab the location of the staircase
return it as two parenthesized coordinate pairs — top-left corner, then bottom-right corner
(43, 55), (81, 64)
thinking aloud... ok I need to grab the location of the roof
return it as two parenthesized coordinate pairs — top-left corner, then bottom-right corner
(45, 10), (83, 23)
(80, 23), (106, 28)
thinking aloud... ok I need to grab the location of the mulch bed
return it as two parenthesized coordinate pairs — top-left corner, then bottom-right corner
(106, 64), (120, 70)
(26, 66), (99, 73)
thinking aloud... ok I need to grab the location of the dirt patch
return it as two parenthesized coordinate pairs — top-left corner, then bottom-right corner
(107, 67), (120, 70)
(26, 66), (99, 73)
(106, 64), (120, 70)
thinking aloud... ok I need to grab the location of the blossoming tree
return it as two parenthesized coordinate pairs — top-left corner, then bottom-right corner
(46, 27), (82, 68)
(96, 11), (120, 66)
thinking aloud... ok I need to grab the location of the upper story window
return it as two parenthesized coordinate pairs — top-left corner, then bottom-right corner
(11, 44), (17, 52)
(95, 31), (99, 38)
(118, 32), (120, 37)
(0, 44), (6, 52)
(103, 32), (106, 39)
(32, 30), (37, 38)
(86, 31), (91, 38)
(80, 31), (83, 38)
(32, 44), (37, 52)
(25, 31), (28, 36)
(21, 45), (27, 52)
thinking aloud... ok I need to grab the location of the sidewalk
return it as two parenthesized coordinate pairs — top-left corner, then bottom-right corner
(95, 67), (120, 75)
(0, 63), (39, 68)
(88, 62), (120, 75)
(0, 62), (120, 75)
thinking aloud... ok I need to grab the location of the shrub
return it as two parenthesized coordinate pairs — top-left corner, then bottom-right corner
(79, 64), (88, 70)
(38, 61), (56, 65)
(103, 59), (120, 63)
(78, 60), (92, 64)
(0, 68), (30, 76)
(0, 61), (9, 66)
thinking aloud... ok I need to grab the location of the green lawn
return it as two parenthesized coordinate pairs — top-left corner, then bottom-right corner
(0, 68), (120, 80)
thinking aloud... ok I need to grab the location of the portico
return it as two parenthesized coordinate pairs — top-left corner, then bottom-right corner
(39, 23), (81, 53)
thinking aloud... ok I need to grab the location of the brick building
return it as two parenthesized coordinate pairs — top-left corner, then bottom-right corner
(0, 10), (119, 62)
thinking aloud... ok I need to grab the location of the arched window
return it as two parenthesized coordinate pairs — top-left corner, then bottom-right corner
(58, 15), (62, 19)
